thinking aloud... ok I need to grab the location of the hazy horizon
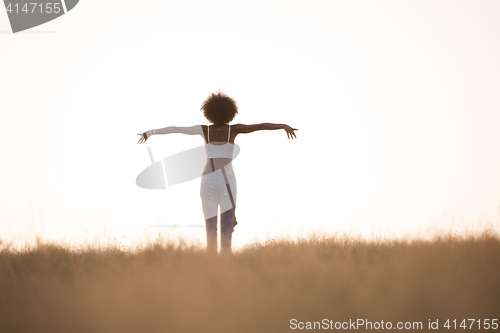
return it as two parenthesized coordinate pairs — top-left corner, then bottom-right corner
(1, 0), (500, 249)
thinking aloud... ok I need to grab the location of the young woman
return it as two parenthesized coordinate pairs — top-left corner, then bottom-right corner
(137, 92), (298, 254)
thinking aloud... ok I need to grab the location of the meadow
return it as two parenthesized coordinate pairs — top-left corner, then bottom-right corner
(1, 231), (499, 332)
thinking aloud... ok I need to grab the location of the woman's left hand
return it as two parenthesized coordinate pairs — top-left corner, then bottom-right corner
(137, 131), (150, 144)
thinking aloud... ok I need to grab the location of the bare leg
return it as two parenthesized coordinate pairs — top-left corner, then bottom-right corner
(205, 215), (218, 254)
(220, 207), (235, 255)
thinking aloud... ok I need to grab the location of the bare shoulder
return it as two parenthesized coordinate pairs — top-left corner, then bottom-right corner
(200, 125), (208, 142)
(174, 125), (205, 136)
(231, 123), (263, 134)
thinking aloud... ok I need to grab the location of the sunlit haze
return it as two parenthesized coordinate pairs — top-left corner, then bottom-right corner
(1, 0), (500, 249)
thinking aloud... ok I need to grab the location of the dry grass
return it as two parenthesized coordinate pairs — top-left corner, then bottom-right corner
(1, 232), (499, 333)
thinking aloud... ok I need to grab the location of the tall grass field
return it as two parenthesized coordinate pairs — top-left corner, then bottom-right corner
(1, 232), (499, 332)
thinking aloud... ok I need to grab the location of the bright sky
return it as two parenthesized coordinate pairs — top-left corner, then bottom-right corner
(1, 0), (500, 249)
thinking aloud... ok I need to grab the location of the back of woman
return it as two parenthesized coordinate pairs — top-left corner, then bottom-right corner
(137, 91), (298, 254)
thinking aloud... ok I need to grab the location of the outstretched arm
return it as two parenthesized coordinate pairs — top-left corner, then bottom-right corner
(234, 123), (298, 139)
(137, 125), (203, 144)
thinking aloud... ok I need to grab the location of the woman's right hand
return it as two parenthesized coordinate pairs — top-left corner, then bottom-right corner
(283, 125), (298, 139)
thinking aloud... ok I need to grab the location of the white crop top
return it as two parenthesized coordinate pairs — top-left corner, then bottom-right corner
(205, 125), (234, 159)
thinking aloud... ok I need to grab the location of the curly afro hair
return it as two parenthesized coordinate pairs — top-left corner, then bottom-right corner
(201, 92), (238, 126)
